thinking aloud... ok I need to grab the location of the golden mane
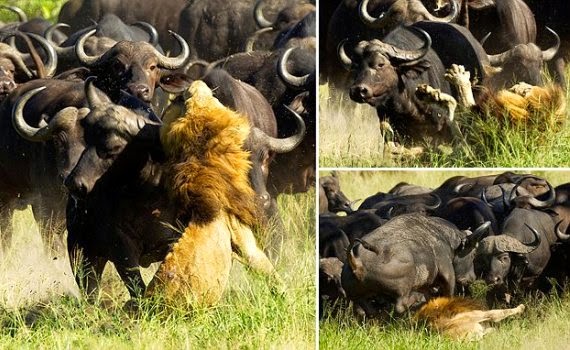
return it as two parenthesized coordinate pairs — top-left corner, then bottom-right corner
(160, 81), (258, 227)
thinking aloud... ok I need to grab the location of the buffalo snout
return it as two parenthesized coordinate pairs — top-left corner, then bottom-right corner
(349, 84), (372, 103)
(64, 176), (89, 199)
(257, 192), (272, 210)
(128, 84), (152, 102)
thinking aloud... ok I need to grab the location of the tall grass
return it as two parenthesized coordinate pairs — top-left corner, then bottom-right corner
(0, 191), (316, 349)
(319, 71), (570, 167)
(320, 170), (570, 349)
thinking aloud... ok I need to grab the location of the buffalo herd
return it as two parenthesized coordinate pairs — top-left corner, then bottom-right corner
(0, 0), (315, 305)
(319, 171), (570, 319)
(322, 0), (568, 146)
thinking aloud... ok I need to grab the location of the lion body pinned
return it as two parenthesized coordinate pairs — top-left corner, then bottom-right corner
(493, 83), (566, 127)
(149, 81), (277, 306)
(415, 297), (525, 340)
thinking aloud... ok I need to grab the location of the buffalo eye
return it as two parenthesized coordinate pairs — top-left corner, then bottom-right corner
(149, 64), (157, 71)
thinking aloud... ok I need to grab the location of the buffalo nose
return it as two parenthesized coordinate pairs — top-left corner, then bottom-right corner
(257, 193), (272, 210)
(64, 177), (88, 199)
(131, 84), (151, 101)
(486, 275), (502, 285)
(349, 84), (371, 102)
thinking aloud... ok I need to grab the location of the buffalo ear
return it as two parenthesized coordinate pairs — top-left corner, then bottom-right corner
(396, 59), (431, 80)
(159, 72), (193, 94)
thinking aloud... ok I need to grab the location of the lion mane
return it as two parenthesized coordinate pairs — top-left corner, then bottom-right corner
(160, 80), (258, 227)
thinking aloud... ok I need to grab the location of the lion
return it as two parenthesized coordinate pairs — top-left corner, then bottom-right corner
(415, 296), (525, 340)
(146, 81), (279, 306)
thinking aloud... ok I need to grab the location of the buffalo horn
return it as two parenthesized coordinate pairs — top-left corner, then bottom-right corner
(154, 31), (189, 70)
(555, 220), (570, 241)
(132, 21), (159, 47)
(85, 77), (107, 108)
(254, 0), (273, 28)
(463, 221), (491, 248)
(0, 5), (27, 22)
(75, 29), (105, 67)
(12, 87), (83, 142)
(245, 27), (274, 52)
(541, 27), (560, 61)
(1, 35), (33, 78)
(418, 0), (460, 23)
(337, 40), (352, 70)
(358, 0), (389, 29)
(387, 27), (432, 63)
(251, 105), (306, 154)
(26, 32), (58, 78)
(277, 47), (310, 89)
(425, 193), (441, 210)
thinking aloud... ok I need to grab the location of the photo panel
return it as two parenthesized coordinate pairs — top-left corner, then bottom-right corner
(319, 169), (570, 348)
(319, 1), (569, 168)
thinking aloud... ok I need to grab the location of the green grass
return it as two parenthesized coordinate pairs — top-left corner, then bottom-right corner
(0, 0), (66, 22)
(0, 191), (316, 349)
(320, 170), (570, 349)
(319, 72), (570, 167)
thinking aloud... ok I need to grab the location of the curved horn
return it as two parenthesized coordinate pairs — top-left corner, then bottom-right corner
(358, 0), (389, 29)
(85, 77), (107, 108)
(2, 33), (33, 78)
(12, 87), (81, 142)
(12, 87), (49, 141)
(425, 194), (441, 210)
(254, 0), (273, 28)
(512, 177), (555, 209)
(0, 5), (27, 22)
(487, 48), (512, 66)
(454, 183), (469, 194)
(485, 227), (541, 254)
(387, 27), (432, 63)
(251, 105), (306, 154)
(555, 220), (570, 241)
(337, 40), (353, 70)
(277, 47), (310, 89)
(418, 0), (459, 22)
(463, 221), (491, 249)
(75, 29), (105, 67)
(480, 32), (492, 46)
(245, 27), (273, 52)
(26, 32), (58, 78)
(386, 206), (394, 219)
(132, 21), (159, 47)
(521, 223), (542, 251)
(481, 188), (493, 207)
(541, 26), (560, 61)
(154, 31), (189, 69)
(46, 24), (90, 58)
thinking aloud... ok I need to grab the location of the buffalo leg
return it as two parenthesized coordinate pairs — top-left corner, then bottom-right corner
(68, 246), (107, 300)
(115, 264), (146, 299)
(31, 198), (66, 256)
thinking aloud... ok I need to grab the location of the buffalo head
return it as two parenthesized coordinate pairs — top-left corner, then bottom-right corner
(487, 27), (560, 87)
(477, 224), (541, 285)
(75, 29), (189, 103)
(319, 172), (354, 214)
(11, 85), (89, 182)
(0, 32), (57, 100)
(64, 80), (161, 198)
(338, 28), (432, 106)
